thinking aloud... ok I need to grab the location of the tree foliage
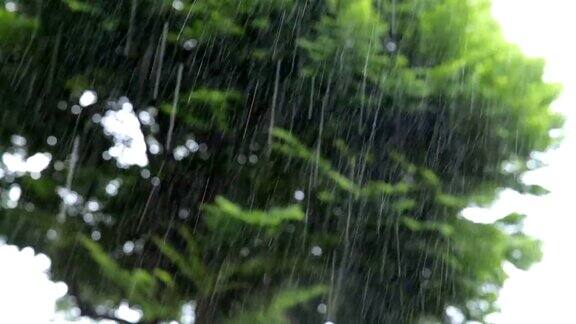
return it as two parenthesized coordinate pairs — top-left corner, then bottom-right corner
(0, 0), (558, 323)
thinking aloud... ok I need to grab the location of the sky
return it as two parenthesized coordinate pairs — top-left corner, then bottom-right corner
(480, 0), (576, 323)
(1, 0), (576, 323)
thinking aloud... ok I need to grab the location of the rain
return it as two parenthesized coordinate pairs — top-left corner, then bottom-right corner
(0, 0), (571, 323)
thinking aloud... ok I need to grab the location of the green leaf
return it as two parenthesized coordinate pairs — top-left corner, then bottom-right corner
(204, 196), (304, 227)
(153, 236), (213, 294)
(226, 285), (327, 324)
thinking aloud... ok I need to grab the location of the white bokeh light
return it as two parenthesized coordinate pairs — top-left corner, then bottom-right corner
(100, 99), (148, 168)
(79, 90), (98, 107)
(0, 245), (67, 323)
(2, 151), (52, 175)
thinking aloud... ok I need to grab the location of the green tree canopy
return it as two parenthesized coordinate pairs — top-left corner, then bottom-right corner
(0, 0), (559, 323)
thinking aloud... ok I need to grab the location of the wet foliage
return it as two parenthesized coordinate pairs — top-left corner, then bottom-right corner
(0, 0), (561, 323)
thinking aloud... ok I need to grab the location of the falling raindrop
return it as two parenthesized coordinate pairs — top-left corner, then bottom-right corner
(91, 231), (101, 241)
(294, 190), (305, 201)
(237, 154), (247, 165)
(5, 1), (17, 12)
(122, 101), (134, 112)
(25, 153), (51, 173)
(46, 229), (58, 241)
(102, 151), (111, 161)
(173, 146), (189, 161)
(53, 161), (65, 171)
(91, 114), (102, 123)
(140, 169), (151, 179)
(8, 184), (21, 202)
(172, 0), (184, 11)
(57, 187), (81, 205)
(86, 200), (100, 212)
(24, 202), (35, 212)
(183, 39), (198, 51)
(151, 177), (161, 187)
(71, 105), (82, 115)
(178, 209), (190, 220)
(57, 101), (68, 110)
(46, 136), (57, 146)
(83, 213), (94, 224)
(385, 40), (397, 53)
(138, 111), (152, 125)
(421, 268), (432, 279)
(123, 241), (135, 254)
(105, 180), (120, 196)
(147, 136), (162, 155)
(10, 135), (26, 146)
(185, 139), (199, 152)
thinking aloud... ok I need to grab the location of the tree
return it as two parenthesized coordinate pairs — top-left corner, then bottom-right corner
(0, 0), (559, 323)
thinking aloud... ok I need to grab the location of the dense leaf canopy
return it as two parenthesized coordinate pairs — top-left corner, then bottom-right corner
(0, 0), (559, 323)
